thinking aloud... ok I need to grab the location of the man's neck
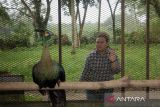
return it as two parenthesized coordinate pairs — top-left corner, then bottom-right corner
(96, 50), (106, 56)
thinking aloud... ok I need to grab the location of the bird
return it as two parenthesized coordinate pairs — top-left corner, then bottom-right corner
(32, 30), (66, 107)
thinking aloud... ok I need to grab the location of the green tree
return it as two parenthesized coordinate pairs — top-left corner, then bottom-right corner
(21, 0), (53, 41)
(126, 0), (160, 18)
(0, 0), (53, 41)
(61, 0), (95, 54)
(97, 0), (102, 32)
(106, 0), (120, 43)
(0, 4), (10, 26)
(77, 0), (95, 47)
(142, 0), (160, 17)
(104, 14), (141, 34)
(150, 16), (160, 43)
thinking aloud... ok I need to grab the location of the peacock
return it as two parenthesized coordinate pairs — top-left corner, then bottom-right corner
(32, 30), (66, 107)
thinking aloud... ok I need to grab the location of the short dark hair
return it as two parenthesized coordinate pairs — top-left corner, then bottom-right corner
(96, 32), (110, 43)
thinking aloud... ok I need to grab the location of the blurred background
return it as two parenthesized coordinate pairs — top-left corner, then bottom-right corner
(0, 0), (160, 102)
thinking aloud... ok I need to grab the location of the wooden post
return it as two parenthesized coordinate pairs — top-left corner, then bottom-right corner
(0, 76), (129, 91)
(1, 77), (160, 91)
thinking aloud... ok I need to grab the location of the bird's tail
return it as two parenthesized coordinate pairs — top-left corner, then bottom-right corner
(48, 90), (66, 107)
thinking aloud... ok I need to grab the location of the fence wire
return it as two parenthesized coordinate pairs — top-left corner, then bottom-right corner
(0, 0), (160, 103)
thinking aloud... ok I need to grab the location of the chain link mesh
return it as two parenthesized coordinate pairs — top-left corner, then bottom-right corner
(0, 0), (160, 105)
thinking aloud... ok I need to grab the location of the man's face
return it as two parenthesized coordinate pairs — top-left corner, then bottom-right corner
(96, 37), (107, 52)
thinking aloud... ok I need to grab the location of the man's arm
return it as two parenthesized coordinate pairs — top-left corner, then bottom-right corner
(107, 49), (121, 74)
(110, 58), (121, 74)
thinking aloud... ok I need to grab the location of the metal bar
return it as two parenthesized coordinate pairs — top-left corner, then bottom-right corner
(146, 0), (150, 100)
(121, 0), (125, 78)
(121, 0), (125, 97)
(98, 0), (101, 32)
(58, 0), (62, 64)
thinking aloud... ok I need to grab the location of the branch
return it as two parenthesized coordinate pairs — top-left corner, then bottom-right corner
(78, 2), (88, 37)
(5, 7), (32, 18)
(113, 0), (120, 15)
(106, 0), (114, 19)
(21, 0), (34, 19)
(76, 2), (81, 25)
(44, 0), (51, 25)
(49, 0), (53, 4)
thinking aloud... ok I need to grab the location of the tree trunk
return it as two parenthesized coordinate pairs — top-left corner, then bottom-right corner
(21, 0), (51, 42)
(112, 14), (116, 43)
(106, 0), (120, 43)
(70, 0), (76, 54)
(98, 0), (102, 32)
(78, 3), (88, 45)
(76, 2), (81, 47)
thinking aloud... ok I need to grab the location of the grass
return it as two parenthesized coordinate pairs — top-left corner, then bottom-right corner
(124, 44), (160, 80)
(0, 44), (160, 82)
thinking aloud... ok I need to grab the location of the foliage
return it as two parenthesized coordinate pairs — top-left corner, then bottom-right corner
(125, 0), (160, 18)
(50, 22), (98, 45)
(148, 0), (160, 17)
(0, 0), (53, 41)
(61, 0), (96, 16)
(80, 36), (89, 44)
(106, 0), (121, 43)
(126, 31), (145, 45)
(150, 16), (160, 43)
(0, 4), (11, 27)
(53, 34), (72, 46)
(80, 33), (97, 45)
(0, 21), (34, 50)
(0, 5), (10, 22)
(104, 14), (141, 33)
(0, 32), (31, 50)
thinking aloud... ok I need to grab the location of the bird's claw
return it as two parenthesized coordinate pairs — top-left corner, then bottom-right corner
(39, 89), (46, 95)
(57, 80), (61, 87)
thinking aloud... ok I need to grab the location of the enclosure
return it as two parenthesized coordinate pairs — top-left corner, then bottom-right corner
(0, 0), (160, 106)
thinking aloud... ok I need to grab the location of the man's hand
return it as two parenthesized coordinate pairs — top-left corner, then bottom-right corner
(107, 48), (116, 63)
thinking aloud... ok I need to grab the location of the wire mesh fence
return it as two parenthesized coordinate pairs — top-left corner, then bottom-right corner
(0, 0), (160, 105)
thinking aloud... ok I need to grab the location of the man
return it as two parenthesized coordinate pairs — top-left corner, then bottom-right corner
(80, 32), (121, 101)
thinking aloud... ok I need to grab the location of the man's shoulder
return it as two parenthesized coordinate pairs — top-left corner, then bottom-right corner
(88, 50), (97, 58)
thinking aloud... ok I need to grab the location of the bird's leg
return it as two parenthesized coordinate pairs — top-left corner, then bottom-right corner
(57, 80), (61, 87)
(39, 86), (46, 95)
